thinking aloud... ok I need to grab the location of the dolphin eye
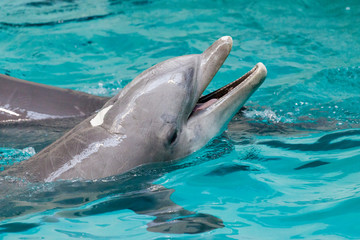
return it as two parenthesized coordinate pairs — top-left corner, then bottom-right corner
(168, 129), (178, 145)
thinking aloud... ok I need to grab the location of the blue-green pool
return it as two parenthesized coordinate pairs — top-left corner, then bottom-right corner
(1, 0), (360, 239)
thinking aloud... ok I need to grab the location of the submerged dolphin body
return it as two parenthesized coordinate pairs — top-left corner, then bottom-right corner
(2, 36), (267, 182)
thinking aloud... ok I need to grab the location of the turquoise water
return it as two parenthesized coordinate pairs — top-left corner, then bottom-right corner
(1, 0), (360, 239)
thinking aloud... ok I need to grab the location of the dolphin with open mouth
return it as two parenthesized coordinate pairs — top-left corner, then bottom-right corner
(1, 36), (267, 182)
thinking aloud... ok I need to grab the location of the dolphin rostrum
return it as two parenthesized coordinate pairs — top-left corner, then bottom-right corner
(2, 36), (267, 182)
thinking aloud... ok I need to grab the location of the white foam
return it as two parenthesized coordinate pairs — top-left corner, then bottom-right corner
(90, 105), (113, 127)
(244, 109), (294, 123)
(45, 136), (125, 182)
(22, 147), (36, 156)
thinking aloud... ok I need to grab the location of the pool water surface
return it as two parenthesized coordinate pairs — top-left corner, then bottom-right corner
(0, 0), (360, 239)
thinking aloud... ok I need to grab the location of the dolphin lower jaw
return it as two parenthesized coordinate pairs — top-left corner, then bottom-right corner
(198, 64), (262, 104)
(182, 62), (267, 154)
(189, 62), (267, 120)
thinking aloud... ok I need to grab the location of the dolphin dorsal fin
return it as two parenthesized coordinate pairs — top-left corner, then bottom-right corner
(0, 74), (109, 123)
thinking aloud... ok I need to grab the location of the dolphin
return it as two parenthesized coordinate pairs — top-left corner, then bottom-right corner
(0, 74), (109, 123)
(0, 73), (110, 150)
(1, 36), (267, 182)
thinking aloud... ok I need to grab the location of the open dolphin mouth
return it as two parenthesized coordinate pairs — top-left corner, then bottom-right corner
(190, 63), (265, 117)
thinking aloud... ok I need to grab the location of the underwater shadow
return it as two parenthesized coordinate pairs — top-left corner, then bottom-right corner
(0, 135), (233, 235)
(259, 129), (360, 152)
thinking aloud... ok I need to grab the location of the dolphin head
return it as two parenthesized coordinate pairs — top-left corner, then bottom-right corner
(172, 36), (267, 158)
(100, 36), (267, 167)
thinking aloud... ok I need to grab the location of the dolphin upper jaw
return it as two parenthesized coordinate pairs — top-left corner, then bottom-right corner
(195, 36), (233, 106)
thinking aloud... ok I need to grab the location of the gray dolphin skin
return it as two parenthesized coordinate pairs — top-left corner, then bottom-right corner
(2, 36), (267, 182)
(0, 74), (109, 122)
